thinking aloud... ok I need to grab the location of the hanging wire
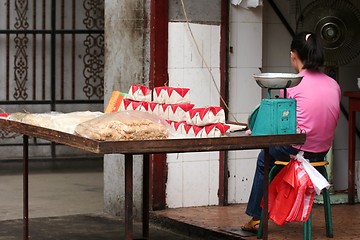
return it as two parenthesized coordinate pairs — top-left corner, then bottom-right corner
(179, 0), (239, 123)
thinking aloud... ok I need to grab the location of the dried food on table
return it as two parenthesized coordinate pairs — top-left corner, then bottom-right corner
(74, 110), (173, 141)
(9, 111), (62, 129)
(8, 111), (103, 134)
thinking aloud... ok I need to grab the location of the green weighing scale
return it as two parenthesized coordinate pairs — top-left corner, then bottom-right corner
(248, 73), (303, 136)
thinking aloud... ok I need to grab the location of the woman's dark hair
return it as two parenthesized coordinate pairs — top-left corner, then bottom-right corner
(291, 32), (324, 70)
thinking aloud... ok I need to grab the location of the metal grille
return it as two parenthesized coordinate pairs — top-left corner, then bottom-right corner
(0, 0), (104, 160)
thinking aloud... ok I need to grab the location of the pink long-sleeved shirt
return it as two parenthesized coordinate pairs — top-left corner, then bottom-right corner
(284, 69), (341, 152)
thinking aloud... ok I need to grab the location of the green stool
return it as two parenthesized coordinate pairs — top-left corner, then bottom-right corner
(257, 160), (333, 239)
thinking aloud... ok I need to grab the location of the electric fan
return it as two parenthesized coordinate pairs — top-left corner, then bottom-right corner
(296, 0), (360, 67)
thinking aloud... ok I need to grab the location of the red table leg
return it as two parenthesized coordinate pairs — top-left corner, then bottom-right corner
(263, 147), (269, 240)
(348, 106), (356, 204)
(23, 135), (29, 240)
(344, 91), (360, 204)
(125, 154), (133, 240)
(143, 154), (150, 238)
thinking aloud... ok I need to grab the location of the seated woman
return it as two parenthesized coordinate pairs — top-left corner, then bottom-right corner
(241, 31), (341, 233)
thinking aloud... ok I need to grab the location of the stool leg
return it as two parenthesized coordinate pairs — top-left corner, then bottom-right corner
(269, 165), (282, 181)
(303, 212), (312, 240)
(257, 211), (263, 239)
(317, 167), (334, 238)
(257, 166), (283, 239)
(323, 188), (334, 237)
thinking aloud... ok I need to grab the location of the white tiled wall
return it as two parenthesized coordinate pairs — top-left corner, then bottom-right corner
(167, 5), (265, 207)
(166, 151), (220, 208)
(228, 6), (262, 122)
(227, 150), (259, 203)
(227, 5), (263, 204)
(168, 22), (220, 107)
(167, 22), (221, 208)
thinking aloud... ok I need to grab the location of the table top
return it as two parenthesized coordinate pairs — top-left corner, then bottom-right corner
(0, 118), (306, 155)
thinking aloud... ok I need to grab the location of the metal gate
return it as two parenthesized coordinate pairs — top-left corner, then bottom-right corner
(0, 0), (104, 163)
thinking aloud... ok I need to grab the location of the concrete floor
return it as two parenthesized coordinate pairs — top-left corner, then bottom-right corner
(1, 170), (360, 239)
(0, 170), (201, 240)
(0, 171), (104, 221)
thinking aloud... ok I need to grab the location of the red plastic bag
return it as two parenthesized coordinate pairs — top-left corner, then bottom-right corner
(285, 162), (315, 222)
(262, 159), (315, 225)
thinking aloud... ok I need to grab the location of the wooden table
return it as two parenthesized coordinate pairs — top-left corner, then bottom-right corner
(0, 118), (305, 240)
(344, 91), (360, 204)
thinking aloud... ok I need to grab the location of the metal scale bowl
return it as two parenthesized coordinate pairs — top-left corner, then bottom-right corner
(248, 73), (303, 136)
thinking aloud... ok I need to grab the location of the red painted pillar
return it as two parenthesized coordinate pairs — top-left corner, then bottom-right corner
(218, 0), (230, 206)
(149, 0), (169, 210)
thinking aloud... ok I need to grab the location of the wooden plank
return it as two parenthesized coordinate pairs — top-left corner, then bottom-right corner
(97, 134), (306, 154)
(0, 118), (306, 155)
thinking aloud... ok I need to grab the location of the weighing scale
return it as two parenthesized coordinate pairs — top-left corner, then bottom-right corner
(248, 73), (303, 136)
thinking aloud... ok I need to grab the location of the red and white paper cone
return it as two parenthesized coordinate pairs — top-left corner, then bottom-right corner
(148, 102), (160, 115)
(203, 123), (230, 137)
(127, 84), (152, 102)
(172, 121), (185, 134)
(120, 99), (143, 111)
(182, 123), (195, 137)
(208, 106), (226, 123)
(186, 106), (226, 126)
(188, 125), (204, 138)
(140, 101), (149, 112)
(153, 87), (169, 104)
(204, 125), (217, 137)
(157, 104), (171, 120)
(167, 87), (190, 104)
(153, 87), (191, 104)
(168, 103), (194, 122)
(186, 108), (210, 126)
